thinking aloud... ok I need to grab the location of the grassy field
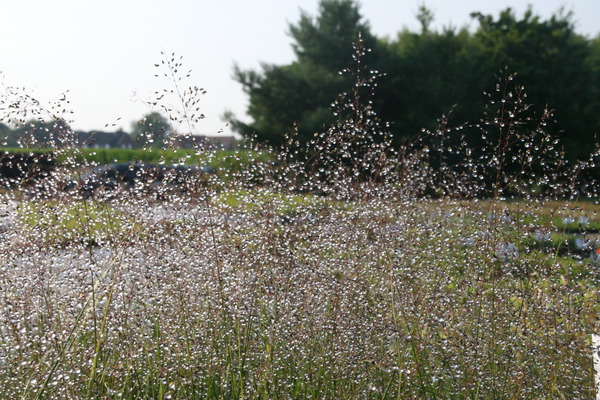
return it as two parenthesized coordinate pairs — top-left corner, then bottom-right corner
(0, 149), (598, 398)
(0, 51), (598, 399)
(0, 177), (598, 398)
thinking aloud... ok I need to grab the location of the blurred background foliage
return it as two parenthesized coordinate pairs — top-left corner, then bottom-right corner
(229, 0), (600, 161)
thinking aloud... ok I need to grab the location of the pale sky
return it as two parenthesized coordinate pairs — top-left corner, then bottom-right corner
(1, 0), (598, 137)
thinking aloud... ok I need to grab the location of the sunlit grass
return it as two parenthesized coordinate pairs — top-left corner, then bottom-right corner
(18, 199), (130, 246)
(1, 161), (598, 399)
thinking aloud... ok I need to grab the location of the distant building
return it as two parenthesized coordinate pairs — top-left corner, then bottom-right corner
(169, 134), (209, 149)
(209, 136), (236, 150)
(76, 130), (134, 149)
(170, 134), (236, 151)
(74, 130), (235, 151)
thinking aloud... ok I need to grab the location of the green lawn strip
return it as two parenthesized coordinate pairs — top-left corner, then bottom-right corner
(1, 147), (275, 172)
(18, 200), (130, 245)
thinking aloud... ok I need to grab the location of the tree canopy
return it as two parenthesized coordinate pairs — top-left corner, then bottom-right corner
(231, 0), (378, 147)
(131, 112), (172, 148)
(4, 119), (73, 148)
(231, 0), (600, 160)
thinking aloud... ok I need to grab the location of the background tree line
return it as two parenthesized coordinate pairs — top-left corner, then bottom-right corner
(0, 112), (172, 149)
(230, 0), (600, 161)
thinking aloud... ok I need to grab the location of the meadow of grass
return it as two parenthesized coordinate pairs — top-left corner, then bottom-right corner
(0, 42), (598, 399)
(1, 184), (598, 399)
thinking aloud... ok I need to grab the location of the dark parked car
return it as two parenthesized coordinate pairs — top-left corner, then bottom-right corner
(74, 162), (214, 193)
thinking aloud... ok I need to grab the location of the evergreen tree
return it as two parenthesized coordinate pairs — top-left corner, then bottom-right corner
(377, 23), (479, 141)
(471, 7), (598, 159)
(231, 3), (600, 160)
(230, 0), (377, 147)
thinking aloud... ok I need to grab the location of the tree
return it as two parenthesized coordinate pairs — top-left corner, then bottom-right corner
(470, 7), (598, 160)
(288, 0), (376, 71)
(10, 118), (73, 148)
(0, 122), (12, 147)
(232, 3), (599, 161)
(131, 112), (171, 148)
(415, 5), (434, 33)
(376, 23), (480, 141)
(230, 0), (377, 147)
(378, 6), (599, 160)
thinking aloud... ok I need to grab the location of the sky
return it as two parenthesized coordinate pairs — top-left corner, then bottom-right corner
(1, 0), (598, 137)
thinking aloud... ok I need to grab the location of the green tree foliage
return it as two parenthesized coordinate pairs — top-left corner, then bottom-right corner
(288, 0), (376, 71)
(9, 118), (73, 148)
(377, 25), (482, 143)
(232, 3), (600, 160)
(377, 7), (600, 158)
(230, 0), (377, 146)
(587, 36), (600, 135)
(0, 122), (12, 146)
(470, 7), (598, 159)
(131, 112), (172, 148)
